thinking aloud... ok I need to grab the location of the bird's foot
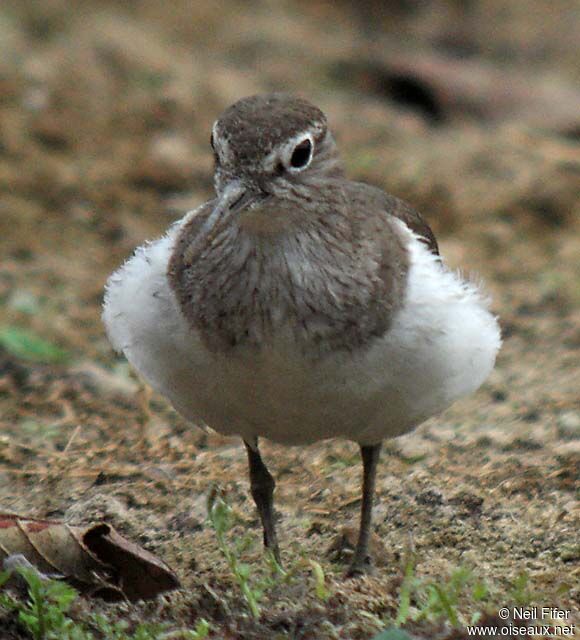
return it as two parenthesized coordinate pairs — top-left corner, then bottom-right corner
(345, 554), (374, 578)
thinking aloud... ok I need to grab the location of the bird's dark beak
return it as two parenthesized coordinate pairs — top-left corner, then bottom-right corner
(183, 181), (265, 264)
(209, 179), (271, 224)
(207, 180), (254, 230)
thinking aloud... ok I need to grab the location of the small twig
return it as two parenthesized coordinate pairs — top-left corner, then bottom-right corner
(61, 425), (82, 456)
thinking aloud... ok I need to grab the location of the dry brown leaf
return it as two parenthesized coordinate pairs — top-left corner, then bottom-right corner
(0, 513), (180, 601)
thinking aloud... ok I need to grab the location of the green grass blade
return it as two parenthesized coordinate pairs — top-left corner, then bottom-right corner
(0, 326), (69, 363)
(395, 559), (415, 625)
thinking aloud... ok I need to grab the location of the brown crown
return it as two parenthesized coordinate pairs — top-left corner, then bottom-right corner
(215, 93), (327, 167)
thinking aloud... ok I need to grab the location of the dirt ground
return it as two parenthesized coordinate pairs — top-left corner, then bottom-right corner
(0, 1), (578, 638)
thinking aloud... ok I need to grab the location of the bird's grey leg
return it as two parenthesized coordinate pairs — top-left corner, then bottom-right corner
(347, 442), (382, 576)
(243, 439), (281, 564)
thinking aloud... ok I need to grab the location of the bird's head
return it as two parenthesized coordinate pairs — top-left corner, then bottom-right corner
(205, 93), (344, 236)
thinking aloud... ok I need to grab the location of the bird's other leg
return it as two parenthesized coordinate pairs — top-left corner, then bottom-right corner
(347, 442), (382, 577)
(243, 439), (281, 564)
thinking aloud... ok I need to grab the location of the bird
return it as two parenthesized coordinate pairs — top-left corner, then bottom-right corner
(103, 93), (501, 576)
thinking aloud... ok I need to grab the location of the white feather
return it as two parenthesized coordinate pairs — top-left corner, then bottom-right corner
(103, 218), (501, 445)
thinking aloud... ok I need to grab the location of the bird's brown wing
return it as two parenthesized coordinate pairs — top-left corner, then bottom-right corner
(351, 182), (439, 256)
(384, 193), (439, 256)
(387, 195), (439, 255)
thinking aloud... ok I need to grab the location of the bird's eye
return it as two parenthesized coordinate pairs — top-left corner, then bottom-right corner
(210, 132), (215, 150)
(289, 138), (313, 169)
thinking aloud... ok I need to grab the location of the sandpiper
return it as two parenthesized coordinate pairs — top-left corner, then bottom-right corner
(103, 93), (501, 575)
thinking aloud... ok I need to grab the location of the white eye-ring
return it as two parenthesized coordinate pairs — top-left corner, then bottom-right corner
(285, 134), (314, 172)
(210, 121), (232, 165)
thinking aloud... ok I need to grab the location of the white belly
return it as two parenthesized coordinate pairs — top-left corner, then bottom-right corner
(103, 219), (501, 446)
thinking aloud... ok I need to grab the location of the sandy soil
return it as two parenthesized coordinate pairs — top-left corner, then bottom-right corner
(0, 1), (578, 638)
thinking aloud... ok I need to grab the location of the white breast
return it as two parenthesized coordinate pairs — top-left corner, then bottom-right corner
(103, 217), (501, 446)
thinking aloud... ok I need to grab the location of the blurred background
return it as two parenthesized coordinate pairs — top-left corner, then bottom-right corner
(0, 1), (578, 637)
(1, 0), (579, 340)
